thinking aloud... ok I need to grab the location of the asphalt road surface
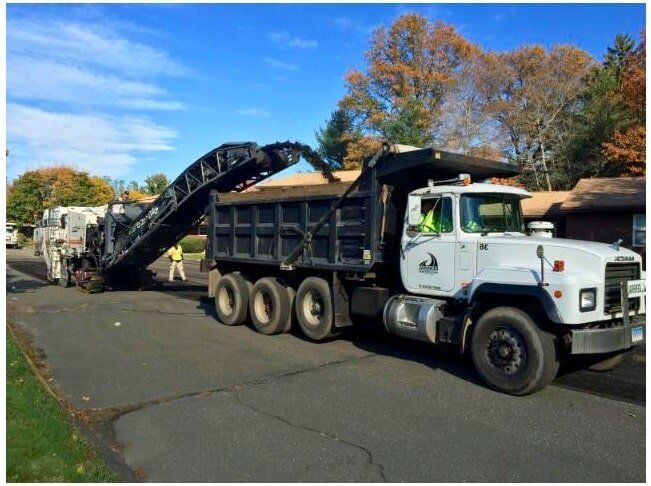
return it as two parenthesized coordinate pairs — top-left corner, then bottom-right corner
(7, 248), (646, 481)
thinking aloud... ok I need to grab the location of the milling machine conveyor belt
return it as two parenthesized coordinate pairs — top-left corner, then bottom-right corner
(102, 141), (321, 271)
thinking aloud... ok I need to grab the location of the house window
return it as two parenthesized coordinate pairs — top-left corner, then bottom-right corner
(633, 214), (646, 246)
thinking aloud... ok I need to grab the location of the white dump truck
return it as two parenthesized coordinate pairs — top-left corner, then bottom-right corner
(203, 145), (646, 395)
(38, 142), (646, 395)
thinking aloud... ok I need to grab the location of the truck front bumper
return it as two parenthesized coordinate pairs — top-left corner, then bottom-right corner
(570, 315), (645, 354)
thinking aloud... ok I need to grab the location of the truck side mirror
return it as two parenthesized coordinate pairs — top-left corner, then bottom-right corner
(407, 194), (422, 227)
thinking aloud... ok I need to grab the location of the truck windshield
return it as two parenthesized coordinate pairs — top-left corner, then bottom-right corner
(6, 226), (14, 235)
(460, 194), (525, 234)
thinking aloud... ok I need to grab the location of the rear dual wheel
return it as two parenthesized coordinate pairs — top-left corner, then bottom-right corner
(249, 278), (294, 335)
(214, 273), (252, 326)
(214, 273), (339, 341)
(295, 277), (338, 341)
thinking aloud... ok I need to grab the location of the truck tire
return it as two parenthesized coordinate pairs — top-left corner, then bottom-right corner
(295, 277), (338, 341)
(586, 351), (629, 372)
(470, 306), (559, 395)
(249, 278), (293, 335)
(214, 273), (252, 326)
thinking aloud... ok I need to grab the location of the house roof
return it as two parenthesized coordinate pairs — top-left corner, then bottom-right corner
(561, 177), (646, 212)
(521, 191), (570, 218)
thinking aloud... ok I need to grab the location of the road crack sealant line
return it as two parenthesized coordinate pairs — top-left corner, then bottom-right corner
(230, 388), (388, 481)
(108, 306), (208, 316)
(80, 353), (379, 426)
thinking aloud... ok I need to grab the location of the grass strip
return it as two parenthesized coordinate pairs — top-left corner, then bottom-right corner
(6, 332), (118, 482)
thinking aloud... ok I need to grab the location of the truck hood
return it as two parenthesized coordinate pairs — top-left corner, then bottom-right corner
(475, 234), (643, 287)
(481, 234), (642, 262)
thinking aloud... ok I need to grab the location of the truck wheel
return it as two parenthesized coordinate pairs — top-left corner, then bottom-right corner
(586, 351), (629, 372)
(249, 278), (292, 335)
(471, 306), (559, 395)
(214, 273), (252, 326)
(296, 277), (338, 341)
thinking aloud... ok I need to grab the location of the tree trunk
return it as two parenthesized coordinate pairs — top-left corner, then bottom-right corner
(527, 151), (541, 190)
(539, 137), (552, 191)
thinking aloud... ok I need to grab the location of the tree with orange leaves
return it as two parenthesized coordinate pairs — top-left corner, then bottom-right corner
(602, 29), (645, 175)
(339, 14), (478, 159)
(7, 166), (115, 225)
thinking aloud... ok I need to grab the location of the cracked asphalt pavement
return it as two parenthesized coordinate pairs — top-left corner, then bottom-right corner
(7, 249), (646, 481)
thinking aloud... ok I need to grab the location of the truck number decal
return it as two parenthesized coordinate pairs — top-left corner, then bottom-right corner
(479, 243), (489, 251)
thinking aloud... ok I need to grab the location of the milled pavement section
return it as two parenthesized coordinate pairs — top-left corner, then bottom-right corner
(7, 265), (646, 482)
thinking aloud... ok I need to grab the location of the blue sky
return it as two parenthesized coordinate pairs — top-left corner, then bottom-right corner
(6, 3), (645, 183)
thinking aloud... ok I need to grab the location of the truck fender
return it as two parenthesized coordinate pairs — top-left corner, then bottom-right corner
(460, 284), (562, 354)
(469, 283), (563, 324)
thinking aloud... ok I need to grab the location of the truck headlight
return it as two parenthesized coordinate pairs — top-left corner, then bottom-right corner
(580, 288), (597, 312)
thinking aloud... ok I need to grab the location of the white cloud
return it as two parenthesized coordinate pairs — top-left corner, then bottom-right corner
(332, 17), (377, 36)
(264, 56), (299, 71)
(8, 56), (184, 111)
(7, 18), (189, 78)
(7, 103), (177, 176)
(235, 108), (271, 118)
(268, 31), (318, 49)
(6, 15), (187, 178)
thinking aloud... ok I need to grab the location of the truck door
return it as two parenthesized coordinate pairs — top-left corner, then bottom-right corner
(401, 195), (456, 295)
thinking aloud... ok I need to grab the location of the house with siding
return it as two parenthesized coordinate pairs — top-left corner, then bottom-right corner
(560, 177), (645, 262)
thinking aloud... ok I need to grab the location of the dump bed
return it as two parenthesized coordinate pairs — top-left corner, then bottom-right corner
(208, 183), (380, 272)
(206, 146), (519, 274)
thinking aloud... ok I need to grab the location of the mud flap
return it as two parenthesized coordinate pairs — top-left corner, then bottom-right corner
(333, 272), (353, 328)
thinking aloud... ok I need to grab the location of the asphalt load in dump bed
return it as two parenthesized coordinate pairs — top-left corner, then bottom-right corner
(8, 248), (646, 406)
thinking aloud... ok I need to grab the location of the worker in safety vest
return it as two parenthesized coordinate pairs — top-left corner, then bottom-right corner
(167, 243), (187, 282)
(418, 208), (439, 233)
(417, 201), (451, 233)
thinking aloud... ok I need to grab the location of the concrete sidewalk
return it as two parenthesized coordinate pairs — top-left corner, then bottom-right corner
(7, 265), (646, 482)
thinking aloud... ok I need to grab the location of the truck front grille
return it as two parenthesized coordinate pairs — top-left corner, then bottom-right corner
(604, 262), (641, 314)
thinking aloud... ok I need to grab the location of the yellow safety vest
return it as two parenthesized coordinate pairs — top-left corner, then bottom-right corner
(418, 210), (439, 233)
(167, 245), (183, 261)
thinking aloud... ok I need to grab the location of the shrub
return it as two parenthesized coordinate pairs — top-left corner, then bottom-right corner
(178, 236), (206, 254)
(17, 234), (28, 248)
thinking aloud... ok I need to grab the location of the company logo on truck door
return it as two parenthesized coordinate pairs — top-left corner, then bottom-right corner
(419, 253), (438, 274)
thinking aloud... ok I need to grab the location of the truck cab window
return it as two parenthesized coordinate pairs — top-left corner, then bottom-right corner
(417, 197), (453, 234)
(461, 194), (524, 233)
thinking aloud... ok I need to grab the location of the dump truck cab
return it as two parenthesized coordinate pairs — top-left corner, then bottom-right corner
(402, 181), (531, 298)
(402, 181), (645, 322)
(397, 180), (645, 387)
